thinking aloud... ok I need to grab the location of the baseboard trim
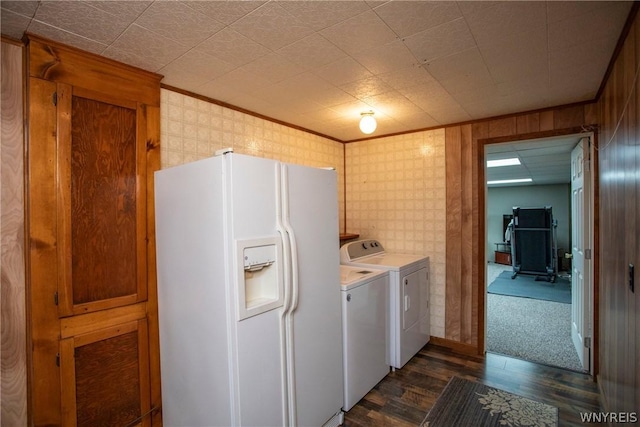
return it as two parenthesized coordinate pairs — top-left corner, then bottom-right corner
(429, 337), (481, 356)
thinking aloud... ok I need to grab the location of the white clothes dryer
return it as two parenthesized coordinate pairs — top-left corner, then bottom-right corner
(340, 265), (390, 411)
(340, 239), (430, 370)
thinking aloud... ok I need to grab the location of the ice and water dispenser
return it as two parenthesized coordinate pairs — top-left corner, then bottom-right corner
(236, 237), (283, 320)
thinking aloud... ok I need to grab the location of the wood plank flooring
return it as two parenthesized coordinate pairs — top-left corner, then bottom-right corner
(344, 344), (601, 426)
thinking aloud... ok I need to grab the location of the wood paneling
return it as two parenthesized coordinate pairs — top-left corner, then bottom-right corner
(596, 12), (640, 415)
(444, 104), (596, 350)
(1, 41), (27, 426)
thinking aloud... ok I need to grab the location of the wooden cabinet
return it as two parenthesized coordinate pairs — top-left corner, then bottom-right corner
(495, 251), (512, 265)
(26, 35), (162, 426)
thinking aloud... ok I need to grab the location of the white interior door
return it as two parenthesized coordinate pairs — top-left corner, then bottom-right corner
(570, 137), (592, 372)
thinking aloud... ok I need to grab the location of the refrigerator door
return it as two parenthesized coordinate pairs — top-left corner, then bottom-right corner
(284, 163), (344, 426)
(226, 154), (287, 426)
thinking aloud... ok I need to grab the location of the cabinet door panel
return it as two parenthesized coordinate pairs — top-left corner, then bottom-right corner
(71, 96), (138, 303)
(61, 320), (151, 427)
(58, 91), (147, 316)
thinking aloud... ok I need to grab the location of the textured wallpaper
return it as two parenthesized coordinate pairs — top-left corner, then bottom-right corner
(160, 88), (446, 338)
(345, 130), (446, 338)
(160, 89), (345, 232)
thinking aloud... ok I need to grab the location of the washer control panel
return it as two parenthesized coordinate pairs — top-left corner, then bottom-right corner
(341, 239), (385, 261)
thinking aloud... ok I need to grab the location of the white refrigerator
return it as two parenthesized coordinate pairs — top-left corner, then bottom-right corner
(154, 151), (344, 427)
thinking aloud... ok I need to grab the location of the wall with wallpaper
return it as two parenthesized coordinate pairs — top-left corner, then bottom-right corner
(160, 89), (346, 232)
(345, 131), (447, 338)
(160, 88), (447, 339)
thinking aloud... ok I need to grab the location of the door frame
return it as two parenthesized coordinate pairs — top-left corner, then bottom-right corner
(477, 128), (599, 376)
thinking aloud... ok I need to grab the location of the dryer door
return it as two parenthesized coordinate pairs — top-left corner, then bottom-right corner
(402, 269), (422, 330)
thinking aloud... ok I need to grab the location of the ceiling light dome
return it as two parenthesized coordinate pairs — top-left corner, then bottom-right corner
(359, 111), (377, 134)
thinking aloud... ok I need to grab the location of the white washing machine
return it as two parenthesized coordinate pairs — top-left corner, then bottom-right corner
(340, 239), (430, 370)
(340, 265), (390, 411)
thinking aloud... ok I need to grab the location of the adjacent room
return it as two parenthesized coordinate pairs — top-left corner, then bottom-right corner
(484, 135), (592, 373)
(1, 1), (638, 426)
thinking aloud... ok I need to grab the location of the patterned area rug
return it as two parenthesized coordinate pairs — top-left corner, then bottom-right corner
(421, 377), (558, 427)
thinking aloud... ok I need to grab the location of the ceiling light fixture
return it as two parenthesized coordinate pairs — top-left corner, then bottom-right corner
(359, 111), (377, 134)
(487, 158), (521, 168)
(487, 178), (533, 185)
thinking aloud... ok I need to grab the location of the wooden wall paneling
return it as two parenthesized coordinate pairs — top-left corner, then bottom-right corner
(622, 25), (637, 417)
(539, 110), (555, 131)
(460, 124), (474, 344)
(445, 126), (462, 341)
(144, 104), (162, 425)
(553, 105), (586, 129)
(516, 113), (540, 135)
(488, 117), (517, 138)
(596, 11), (640, 415)
(1, 41), (27, 426)
(28, 77), (61, 426)
(472, 121), (489, 353)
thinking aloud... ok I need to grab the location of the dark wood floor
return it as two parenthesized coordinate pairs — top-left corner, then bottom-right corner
(343, 343), (601, 426)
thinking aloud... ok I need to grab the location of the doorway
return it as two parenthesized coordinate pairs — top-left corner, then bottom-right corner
(483, 133), (594, 373)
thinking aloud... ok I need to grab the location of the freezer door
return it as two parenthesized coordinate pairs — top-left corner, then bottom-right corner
(227, 154), (287, 426)
(284, 162), (344, 425)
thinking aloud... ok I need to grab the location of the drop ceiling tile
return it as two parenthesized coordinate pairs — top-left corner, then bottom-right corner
(465, 1), (546, 46)
(340, 76), (394, 99)
(103, 24), (189, 72)
(397, 111), (440, 129)
(427, 105), (471, 124)
(204, 68), (273, 97)
(182, 1), (266, 25)
(87, 1), (152, 22)
(546, 1), (618, 24)
(362, 91), (419, 117)
(549, 37), (615, 76)
(315, 56), (373, 86)
(1, 9), (32, 39)
(134, 1), (223, 46)
(278, 0), (370, 31)
(351, 39), (418, 74)
(403, 17), (476, 63)
(230, 2), (315, 50)
(320, 9), (398, 56)
(1, 1), (39, 16)
(330, 99), (378, 119)
(239, 53), (306, 85)
(479, 28), (549, 85)
(399, 81), (459, 111)
(378, 65), (437, 90)
(33, 0), (133, 44)
(276, 33), (348, 69)
(425, 48), (494, 94)
(26, 20), (107, 55)
(194, 27), (271, 67)
(158, 50), (235, 89)
(374, 0), (462, 38)
(548, 2), (630, 51)
(456, 1), (501, 17)
(312, 86), (359, 109)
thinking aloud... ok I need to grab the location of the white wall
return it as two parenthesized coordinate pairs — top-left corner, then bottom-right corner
(486, 184), (571, 265)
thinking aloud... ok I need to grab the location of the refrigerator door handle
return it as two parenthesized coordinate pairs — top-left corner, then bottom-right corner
(275, 165), (292, 427)
(279, 164), (300, 426)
